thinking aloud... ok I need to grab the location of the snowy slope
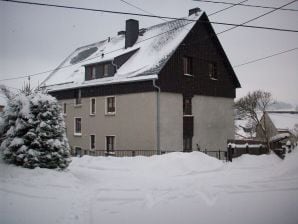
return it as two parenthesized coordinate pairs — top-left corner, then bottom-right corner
(1, 150), (298, 224)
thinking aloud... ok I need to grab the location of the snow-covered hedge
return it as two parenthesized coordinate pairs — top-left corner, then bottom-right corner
(0, 91), (71, 169)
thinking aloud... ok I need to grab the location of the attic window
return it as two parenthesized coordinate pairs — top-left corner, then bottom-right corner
(208, 62), (218, 80)
(183, 56), (193, 75)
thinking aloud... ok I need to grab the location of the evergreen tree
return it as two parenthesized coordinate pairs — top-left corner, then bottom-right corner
(0, 89), (71, 169)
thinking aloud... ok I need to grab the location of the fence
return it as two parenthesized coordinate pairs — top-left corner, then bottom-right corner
(227, 139), (268, 161)
(200, 149), (228, 161)
(76, 149), (157, 157)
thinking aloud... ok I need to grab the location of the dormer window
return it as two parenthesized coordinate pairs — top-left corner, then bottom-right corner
(103, 64), (109, 77)
(85, 62), (114, 81)
(91, 67), (96, 79)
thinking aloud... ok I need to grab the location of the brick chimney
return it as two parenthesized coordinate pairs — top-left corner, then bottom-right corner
(125, 19), (139, 48)
(189, 7), (201, 16)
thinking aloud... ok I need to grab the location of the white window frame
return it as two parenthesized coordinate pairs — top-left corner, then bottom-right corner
(90, 98), (96, 115)
(105, 96), (116, 115)
(74, 117), (82, 136)
(74, 89), (82, 106)
(105, 135), (116, 152)
(90, 134), (96, 151)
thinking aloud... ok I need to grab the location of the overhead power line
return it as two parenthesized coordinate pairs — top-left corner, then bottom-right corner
(193, 0), (298, 12)
(1, 0), (298, 33)
(233, 47), (298, 68)
(0, 0), (298, 82)
(217, 0), (298, 35)
(208, 0), (248, 16)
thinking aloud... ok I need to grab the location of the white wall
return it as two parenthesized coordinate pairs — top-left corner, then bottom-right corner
(192, 96), (234, 151)
(160, 93), (183, 152)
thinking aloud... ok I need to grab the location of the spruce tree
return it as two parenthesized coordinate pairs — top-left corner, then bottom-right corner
(0, 89), (71, 169)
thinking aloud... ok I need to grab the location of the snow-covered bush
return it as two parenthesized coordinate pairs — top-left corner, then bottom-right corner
(0, 90), (71, 169)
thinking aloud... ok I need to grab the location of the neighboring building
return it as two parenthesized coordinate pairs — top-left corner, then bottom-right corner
(43, 8), (240, 156)
(256, 111), (298, 149)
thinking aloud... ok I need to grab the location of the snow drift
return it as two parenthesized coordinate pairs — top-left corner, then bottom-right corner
(1, 149), (298, 224)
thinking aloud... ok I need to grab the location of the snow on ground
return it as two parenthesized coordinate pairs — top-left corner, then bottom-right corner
(1, 149), (298, 224)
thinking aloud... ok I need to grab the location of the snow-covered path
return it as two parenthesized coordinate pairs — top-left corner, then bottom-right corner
(1, 149), (298, 224)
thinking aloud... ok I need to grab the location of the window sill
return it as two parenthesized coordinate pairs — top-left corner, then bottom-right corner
(184, 73), (193, 77)
(105, 113), (116, 116)
(183, 114), (194, 117)
(210, 77), (218, 81)
(74, 104), (82, 108)
(74, 133), (82, 136)
(90, 113), (96, 116)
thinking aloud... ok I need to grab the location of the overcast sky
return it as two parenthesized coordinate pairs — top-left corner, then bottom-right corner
(0, 0), (298, 105)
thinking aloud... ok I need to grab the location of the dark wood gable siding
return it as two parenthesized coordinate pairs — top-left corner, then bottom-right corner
(158, 13), (239, 98)
(50, 80), (155, 100)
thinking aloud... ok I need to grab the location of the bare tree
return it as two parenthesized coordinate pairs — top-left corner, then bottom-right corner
(235, 90), (275, 151)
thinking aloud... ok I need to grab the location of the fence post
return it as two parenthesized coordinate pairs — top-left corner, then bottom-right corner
(246, 143), (249, 154)
(228, 144), (233, 162)
(205, 149), (207, 155)
(218, 149), (221, 160)
(132, 150), (135, 157)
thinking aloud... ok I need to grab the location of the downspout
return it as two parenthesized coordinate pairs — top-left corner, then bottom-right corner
(153, 79), (161, 155)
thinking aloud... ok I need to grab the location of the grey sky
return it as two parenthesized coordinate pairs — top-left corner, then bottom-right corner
(0, 0), (297, 104)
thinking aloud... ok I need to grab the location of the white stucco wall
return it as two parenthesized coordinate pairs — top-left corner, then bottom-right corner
(159, 93), (183, 152)
(192, 95), (234, 151)
(61, 92), (157, 153)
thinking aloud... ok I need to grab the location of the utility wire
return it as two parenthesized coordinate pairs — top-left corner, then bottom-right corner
(217, 0), (298, 35)
(1, 0), (298, 33)
(208, 0), (248, 16)
(193, 0), (298, 12)
(1, 0), (298, 82)
(233, 47), (298, 68)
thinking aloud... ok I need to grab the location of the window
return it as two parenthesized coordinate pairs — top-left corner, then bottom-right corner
(74, 118), (82, 135)
(103, 64), (109, 77)
(75, 89), (82, 105)
(63, 102), (67, 115)
(91, 66), (96, 79)
(90, 135), (95, 150)
(90, 98), (96, 115)
(183, 56), (193, 75)
(183, 136), (192, 152)
(183, 97), (192, 115)
(74, 147), (82, 157)
(208, 62), (218, 80)
(106, 96), (116, 114)
(106, 136), (115, 153)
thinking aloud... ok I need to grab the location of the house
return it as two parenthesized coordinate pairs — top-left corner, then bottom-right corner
(256, 111), (298, 149)
(43, 8), (241, 156)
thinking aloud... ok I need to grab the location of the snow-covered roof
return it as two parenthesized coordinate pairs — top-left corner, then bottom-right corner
(268, 112), (298, 131)
(43, 12), (203, 92)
